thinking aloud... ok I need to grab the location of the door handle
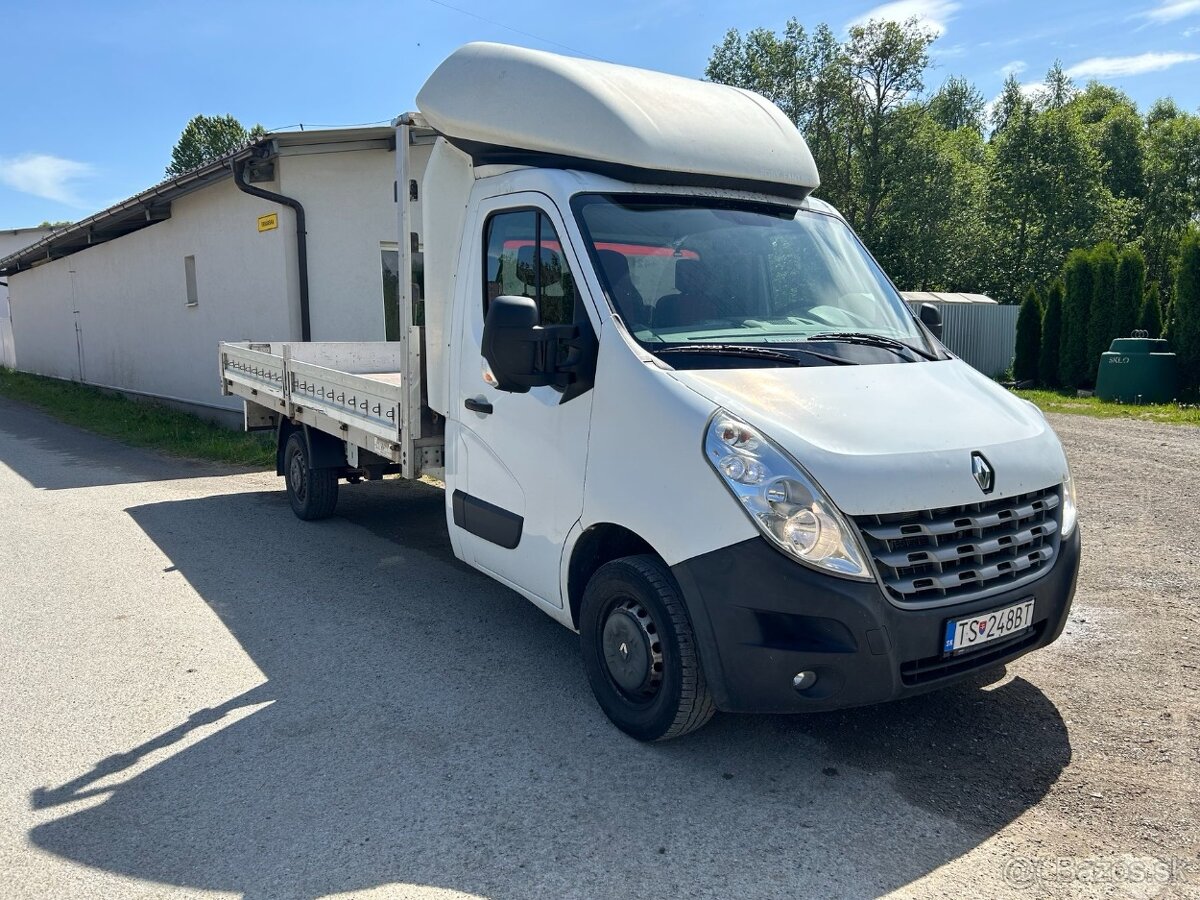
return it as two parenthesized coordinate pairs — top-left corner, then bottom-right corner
(464, 397), (493, 415)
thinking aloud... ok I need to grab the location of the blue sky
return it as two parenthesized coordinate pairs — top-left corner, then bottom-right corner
(3, 0), (1199, 228)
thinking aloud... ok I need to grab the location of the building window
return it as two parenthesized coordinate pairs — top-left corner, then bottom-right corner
(381, 243), (424, 341)
(184, 255), (198, 307)
(380, 246), (400, 340)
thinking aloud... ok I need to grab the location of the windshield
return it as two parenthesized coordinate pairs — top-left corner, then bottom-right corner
(572, 194), (934, 363)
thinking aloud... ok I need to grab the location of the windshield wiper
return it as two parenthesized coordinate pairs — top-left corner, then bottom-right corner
(655, 343), (855, 366)
(805, 332), (937, 361)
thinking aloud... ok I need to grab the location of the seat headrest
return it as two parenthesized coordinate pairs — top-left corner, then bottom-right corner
(515, 245), (563, 287)
(675, 257), (703, 291)
(596, 248), (631, 283)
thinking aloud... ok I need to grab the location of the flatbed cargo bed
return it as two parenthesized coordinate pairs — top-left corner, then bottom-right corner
(220, 341), (440, 475)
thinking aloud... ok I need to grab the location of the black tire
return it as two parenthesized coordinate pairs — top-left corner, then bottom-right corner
(283, 431), (338, 521)
(580, 554), (715, 741)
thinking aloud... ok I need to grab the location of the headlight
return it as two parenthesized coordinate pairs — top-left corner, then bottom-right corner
(1061, 467), (1078, 537)
(704, 411), (871, 579)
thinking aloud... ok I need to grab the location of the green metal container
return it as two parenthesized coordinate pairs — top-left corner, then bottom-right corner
(1094, 336), (1178, 404)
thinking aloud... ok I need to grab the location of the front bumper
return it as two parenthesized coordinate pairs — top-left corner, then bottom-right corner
(670, 528), (1081, 713)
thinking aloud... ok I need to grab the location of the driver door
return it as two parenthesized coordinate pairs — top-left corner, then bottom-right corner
(450, 194), (596, 607)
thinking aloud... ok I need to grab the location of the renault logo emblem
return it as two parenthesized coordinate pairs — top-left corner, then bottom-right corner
(971, 452), (995, 494)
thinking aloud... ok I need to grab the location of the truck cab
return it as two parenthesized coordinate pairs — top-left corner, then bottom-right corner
(222, 42), (1079, 740)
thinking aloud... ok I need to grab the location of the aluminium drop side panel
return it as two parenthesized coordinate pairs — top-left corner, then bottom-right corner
(219, 340), (407, 453)
(284, 341), (407, 373)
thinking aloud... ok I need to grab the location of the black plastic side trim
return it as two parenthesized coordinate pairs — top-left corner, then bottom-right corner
(452, 490), (523, 549)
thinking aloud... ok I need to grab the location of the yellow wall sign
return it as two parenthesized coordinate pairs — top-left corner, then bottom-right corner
(257, 212), (279, 232)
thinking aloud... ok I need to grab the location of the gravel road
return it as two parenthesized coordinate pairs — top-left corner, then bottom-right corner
(0, 396), (1195, 899)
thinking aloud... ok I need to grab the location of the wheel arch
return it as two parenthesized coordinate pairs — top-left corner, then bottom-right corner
(567, 522), (659, 629)
(275, 419), (302, 476)
(276, 420), (346, 475)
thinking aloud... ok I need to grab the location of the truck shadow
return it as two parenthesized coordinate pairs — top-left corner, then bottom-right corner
(29, 482), (1072, 899)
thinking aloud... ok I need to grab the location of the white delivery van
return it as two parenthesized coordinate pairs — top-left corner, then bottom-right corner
(220, 43), (1080, 741)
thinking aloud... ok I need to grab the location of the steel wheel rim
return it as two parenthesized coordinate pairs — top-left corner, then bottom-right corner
(288, 453), (307, 501)
(599, 596), (663, 703)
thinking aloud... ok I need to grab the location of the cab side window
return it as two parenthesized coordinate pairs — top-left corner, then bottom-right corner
(484, 210), (576, 326)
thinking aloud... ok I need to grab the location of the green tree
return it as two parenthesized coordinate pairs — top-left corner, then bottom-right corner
(706, 20), (858, 218)
(1146, 97), (1180, 127)
(1041, 61), (1076, 110)
(845, 18), (936, 242)
(1014, 286), (1043, 383)
(929, 75), (985, 133)
(984, 92), (1111, 302)
(1114, 247), (1146, 339)
(1141, 107), (1200, 290)
(1138, 281), (1163, 338)
(1173, 228), (1200, 393)
(1070, 83), (1144, 202)
(703, 14), (1194, 320)
(873, 108), (979, 290)
(37, 220), (72, 229)
(1088, 243), (1119, 370)
(1060, 249), (1094, 387)
(706, 16), (939, 257)
(167, 114), (268, 176)
(989, 74), (1027, 133)
(1039, 279), (1065, 387)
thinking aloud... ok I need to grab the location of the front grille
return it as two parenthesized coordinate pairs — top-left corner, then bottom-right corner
(855, 486), (1061, 607)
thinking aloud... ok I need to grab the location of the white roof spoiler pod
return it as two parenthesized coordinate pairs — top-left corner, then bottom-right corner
(415, 42), (820, 200)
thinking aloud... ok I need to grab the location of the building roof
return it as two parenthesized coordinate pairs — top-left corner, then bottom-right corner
(416, 42), (819, 199)
(0, 126), (393, 276)
(1, 226), (57, 237)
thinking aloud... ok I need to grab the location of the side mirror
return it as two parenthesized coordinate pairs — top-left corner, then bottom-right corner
(481, 295), (595, 397)
(482, 295), (542, 393)
(919, 302), (943, 341)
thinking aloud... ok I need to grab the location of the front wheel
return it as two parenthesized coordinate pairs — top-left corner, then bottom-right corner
(580, 555), (715, 741)
(284, 431), (338, 521)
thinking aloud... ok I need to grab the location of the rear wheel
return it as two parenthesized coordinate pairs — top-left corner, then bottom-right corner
(580, 555), (715, 741)
(284, 431), (338, 520)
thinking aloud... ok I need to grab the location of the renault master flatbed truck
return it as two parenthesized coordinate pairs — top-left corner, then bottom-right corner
(219, 43), (1080, 741)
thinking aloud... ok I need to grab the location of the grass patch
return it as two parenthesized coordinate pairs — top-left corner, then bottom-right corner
(1014, 388), (1200, 426)
(0, 368), (274, 467)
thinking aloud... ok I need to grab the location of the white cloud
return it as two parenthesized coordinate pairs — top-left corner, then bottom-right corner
(1065, 51), (1200, 78)
(0, 154), (94, 206)
(999, 60), (1028, 78)
(1143, 0), (1200, 23)
(847, 0), (961, 36)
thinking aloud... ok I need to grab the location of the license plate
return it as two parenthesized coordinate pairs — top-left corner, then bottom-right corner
(943, 599), (1035, 654)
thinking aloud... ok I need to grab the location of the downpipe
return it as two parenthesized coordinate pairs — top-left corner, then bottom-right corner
(231, 157), (312, 341)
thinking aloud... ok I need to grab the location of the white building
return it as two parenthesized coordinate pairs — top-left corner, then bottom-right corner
(0, 226), (56, 368)
(0, 128), (407, 421)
